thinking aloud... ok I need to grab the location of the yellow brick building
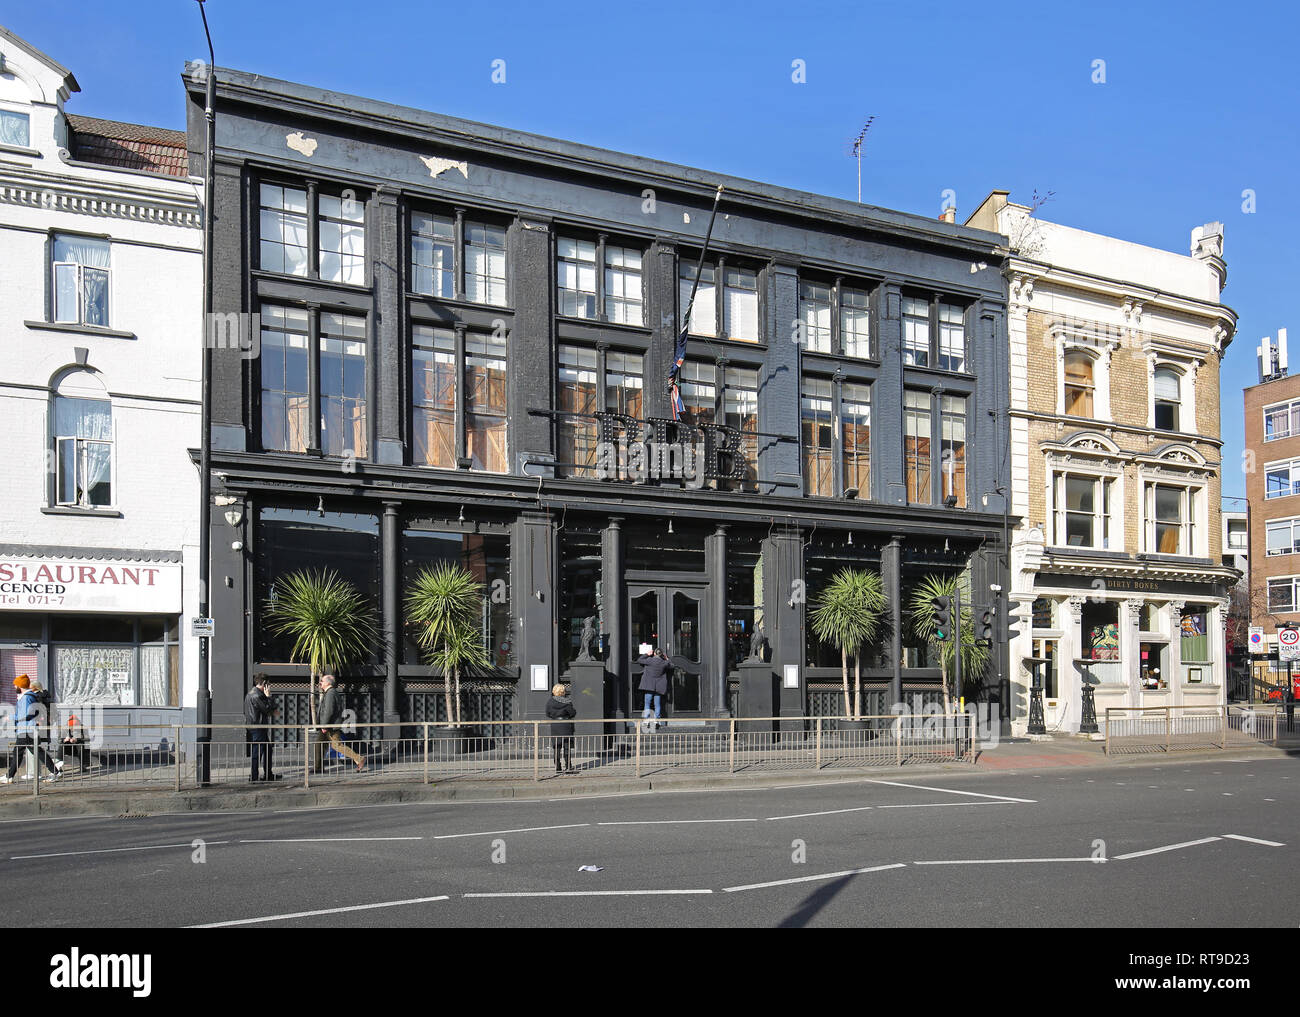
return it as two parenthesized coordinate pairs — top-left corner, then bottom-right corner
(968, 193), (1237, 734)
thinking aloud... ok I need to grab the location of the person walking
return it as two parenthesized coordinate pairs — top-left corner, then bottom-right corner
(243, 673), (280, 782)
(636, 648), (671, 731)
(1287, 684), (1296, 734)
(546, 682), (577, 775)
(312, 675), (365, 773)
(1, 675), (63, 784)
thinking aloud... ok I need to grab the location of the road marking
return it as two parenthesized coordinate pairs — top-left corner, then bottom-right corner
(465, 890), (712, 898)
(11, 840), (231, 860)
(188, 895), (451, 927)
(272, 800), (541, 814)
(723, 863), (907, 892)
(876, 801), (1016, 810)
(765, 806), (874, 821)
(866, 779), (1035, 804)
(1222, 793), (1233, 797)
(237, 842), (421, 847)
(548, 792), (654, 802)
(1265, 798), (1276, 802)
(1222, 834), (1285, 847)
(1113, 837), (1221, 860)
(432, 823), (590, 840)
(597, 819), (758, 826)
(913, 857), (1102, 865)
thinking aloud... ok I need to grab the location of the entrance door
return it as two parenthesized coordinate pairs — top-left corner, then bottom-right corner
(628, 583), (706, 715)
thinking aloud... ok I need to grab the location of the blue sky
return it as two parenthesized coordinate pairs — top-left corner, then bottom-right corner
(10, 0), (1297, 498)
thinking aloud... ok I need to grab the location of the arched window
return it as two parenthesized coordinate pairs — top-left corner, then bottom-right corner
(1154, 366), (1181, 431)
(1063, 351), (1095, 417)
(52, 370), (113, 507)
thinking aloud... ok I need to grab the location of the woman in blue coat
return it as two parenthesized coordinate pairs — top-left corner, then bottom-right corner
(636, 648), (671, 730)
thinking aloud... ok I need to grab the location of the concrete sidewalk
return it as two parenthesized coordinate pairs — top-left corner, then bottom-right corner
(0, 732), (1294, 821)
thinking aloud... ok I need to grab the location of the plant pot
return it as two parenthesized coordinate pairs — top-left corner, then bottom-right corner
(425, 725), (480, 756)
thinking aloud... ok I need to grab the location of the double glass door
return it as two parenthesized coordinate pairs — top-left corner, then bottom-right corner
(628, 583), (704, 714)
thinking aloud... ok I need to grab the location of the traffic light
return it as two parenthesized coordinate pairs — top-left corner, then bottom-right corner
(977, 607), (995, 646)
(932, 596), (953, 641)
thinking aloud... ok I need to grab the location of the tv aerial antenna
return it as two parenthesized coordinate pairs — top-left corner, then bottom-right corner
(847, 116), (877, 204)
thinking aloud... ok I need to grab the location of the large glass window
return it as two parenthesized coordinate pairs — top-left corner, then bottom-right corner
(1154, 366), (1181, 431)
(412, 327), (456, 468)
(1264, 399), (1300, 442)
(1054, 473), (1113, 549)
(260, 306), (311, 453)
(841, 382), (871, 496)
(465, 221), (507, 306)
(902, 296), (929, 367)
(904, 389), (932, 503)
(52, 234), (110, 326)
(606, 351), (644, 417)
(318, 192), (366, 285)
(724, 366), (759, 490)
(465, 333), (508, 472)
(1268, 577), (1299, 614)
(411, 212), (455, 298)
(556, 238), (597, 318)
(1266, 460), (1300, 500)
(403, 526), (512, 667)
(258, 183), (309, 277)
(1180, 606), (1209, 665)
(1267, 517), (1300, 557)
(799, 281), (833, 353)
(1064, 351), (1095, 417)
(840, 286), (871, 358)
(319, 312), (368, 458)
(1147, 482), (1196, 556)
(937, 302), (966, 372)
(604, 246), (644, 325)
(557, 346), (599, 477)
(50, 616), (180, 707)
(723, 267), (759, 342)
(679, 261), (717, 337)
(678, 361), (716, 429)
(940, 395), (966, 507)
(802, 378), (833, 497)
(53, 372), (113, 508)
(0, 110), (30, 147)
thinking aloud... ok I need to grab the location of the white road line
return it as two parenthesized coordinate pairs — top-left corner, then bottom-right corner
(913, 857), (1102, 865)
(1113, 837), (1221, 860)
(271, 799), (541, 814)
(188, 895), (451, 927)
(233, 842), (416, 847)
(723, 863), (906, 892)
(597, 818), (758, 826)
(548, 792), (654, 802)
(866, 779), (1036, 803)
(11, 840), (231, 860)
(1222, 834), (1286, 847)
(464, 890), (712, 898)
(876, 801), (1016, 810)
(432, 823), (590, 840)
(765, 806), (874, 821)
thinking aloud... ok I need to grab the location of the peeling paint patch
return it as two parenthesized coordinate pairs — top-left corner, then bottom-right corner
(286, 131), (318, 157)
(420, 155), (469, 179)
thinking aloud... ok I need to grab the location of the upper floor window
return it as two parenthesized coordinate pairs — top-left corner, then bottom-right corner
(1268, 576), (1300, 614)
(678, 361), (717, 429)
(724, 366), (759, 490)
(679, 259), (759, 342)
(904, 389), (932, 503)
(940, 395), (967, 507)
(937, 303), (965, 372)
(802, 378), (833, 497)
(412, 327), (455, 469)
(1267, 517), (1300, 557)
(318, 193), (366, 285)
(1153, 366), (1181, 431)
(1266, 459), (1300, 499)
(557, 346), (599, 477)
(464, 333), (508, 471)
(0, 110), (30, 148)
(842, 382), (871, 495)
(52, 371), (113, 509)
(1264, 399), (1300, 442)
(411, 212), (454, 299)
(555, 239), (645, 326)
(841, 287), (871, 358)
(465, 222), (507, 306)
(799, 281), (833, 353)
(52, 234), (110, 327)
(318, 312), (368, 457)
(259, 184), (309, 276)
(259, 183), (367, 285)
(1064, 351), (1095, 418)
(1144, 482), (1198, 556)
(557, 238), (597, 318)
(1226, 519), (1247, 550)
(902, 297), (930, 367)
(1052, 472), (1114, 549)
(799, 280), (872, 358)
(605, 246), (644, 325)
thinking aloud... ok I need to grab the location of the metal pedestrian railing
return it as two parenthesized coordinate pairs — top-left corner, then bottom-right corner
(1, 713), (975, 794)
(1104, 705), (1279, 755)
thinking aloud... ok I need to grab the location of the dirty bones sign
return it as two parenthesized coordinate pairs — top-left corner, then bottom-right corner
(0, 557), (181, 612)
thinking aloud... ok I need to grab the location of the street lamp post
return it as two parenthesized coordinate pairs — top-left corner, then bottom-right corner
(1024, 656), (1048, 735)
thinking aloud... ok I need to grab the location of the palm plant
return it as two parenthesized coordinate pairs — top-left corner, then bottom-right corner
(809, 568), (886, 720)
(406, 563), (490, 727)
(264, 568), (377, 726)
(908, 572), (991, 717)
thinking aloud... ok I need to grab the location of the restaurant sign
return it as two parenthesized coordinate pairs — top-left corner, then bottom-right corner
(1035, 572), (1229, 600)
(0, 556), (182, 613)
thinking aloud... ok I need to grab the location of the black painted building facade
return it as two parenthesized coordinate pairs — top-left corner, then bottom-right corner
(185, 67), (1013, 730)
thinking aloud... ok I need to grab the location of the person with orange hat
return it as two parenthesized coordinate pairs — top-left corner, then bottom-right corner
(2, 675), (63, 784)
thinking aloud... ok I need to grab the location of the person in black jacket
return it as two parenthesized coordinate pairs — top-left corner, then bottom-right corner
(637, 648), (671, 731)
(312, 674), (365, 773)
(243, 673), (280, 782)
(546, 683), (577, 774)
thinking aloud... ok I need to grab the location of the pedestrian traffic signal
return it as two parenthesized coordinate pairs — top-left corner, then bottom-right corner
(932, 596), (953, 641)
(978, 607), (995, 645)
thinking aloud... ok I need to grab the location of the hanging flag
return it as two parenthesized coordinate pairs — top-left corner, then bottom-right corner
(669, 186), (724, 421)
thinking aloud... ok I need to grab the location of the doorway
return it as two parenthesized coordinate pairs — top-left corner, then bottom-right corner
(628, 582), (706, 716)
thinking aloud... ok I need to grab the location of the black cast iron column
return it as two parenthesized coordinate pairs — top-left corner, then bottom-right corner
(706, 524), (729, 716)
(382, 502), (401, 732)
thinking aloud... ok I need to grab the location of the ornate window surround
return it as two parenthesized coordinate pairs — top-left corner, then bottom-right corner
(1049, 318), (1119, 420)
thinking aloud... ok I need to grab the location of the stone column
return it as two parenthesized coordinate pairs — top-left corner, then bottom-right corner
(761, 528), (804, 729)
(705, 524), (729, 716)
(1168, 601), (1186, 705)
(601, 518), (627, 721)
(514, 512), (557, 720)
(382, 502), (402, 734)
(1121, 599), (1143, 704)
(881, 535), (903, 707)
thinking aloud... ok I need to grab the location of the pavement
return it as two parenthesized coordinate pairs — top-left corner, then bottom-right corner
(1, 730), (1294, 820)
(2, 749), (1297, 928)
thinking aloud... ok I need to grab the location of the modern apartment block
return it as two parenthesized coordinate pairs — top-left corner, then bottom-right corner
(968, 192), (1238, 734)
(1243, 329), (1300, 675)
(0, 28), (203, 736)
(184, 64), (1013, 732)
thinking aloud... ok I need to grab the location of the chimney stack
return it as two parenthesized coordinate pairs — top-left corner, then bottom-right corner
(939, 207), (956, 224)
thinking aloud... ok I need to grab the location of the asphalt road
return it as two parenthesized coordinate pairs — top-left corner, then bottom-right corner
(3, 755), (1297, 928)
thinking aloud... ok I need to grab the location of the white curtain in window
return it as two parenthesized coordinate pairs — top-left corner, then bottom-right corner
(139, 646), (170, 706)
(54, 236), (110, 325)
(55, 396), (112, 496)
(1155, 368), (1180, 401)
(0, 112), (29, 147)
(55, 646), (135, 706)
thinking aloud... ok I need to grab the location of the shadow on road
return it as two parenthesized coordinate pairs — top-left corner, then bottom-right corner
(778, 874), (854, 928)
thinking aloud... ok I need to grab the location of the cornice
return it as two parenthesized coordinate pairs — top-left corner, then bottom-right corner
(0, 164), (201, 229)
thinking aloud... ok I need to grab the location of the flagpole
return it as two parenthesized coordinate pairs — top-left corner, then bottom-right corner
(671, 186), (725, 418)
(681, 185), (725, 331)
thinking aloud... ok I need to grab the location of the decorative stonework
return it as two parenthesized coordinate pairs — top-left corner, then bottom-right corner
(0, 179), (200, 229)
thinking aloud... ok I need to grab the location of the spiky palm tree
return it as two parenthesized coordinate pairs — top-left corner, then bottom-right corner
(406, 563), (490, 726)
(908, 572), (991, 717)
(264, 568), (377, 726)
(810, 568), (886, 720)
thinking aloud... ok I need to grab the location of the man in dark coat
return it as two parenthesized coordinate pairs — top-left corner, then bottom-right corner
(312, 674), (365, 773)
(636, 648), (671, 730)
(545, 683), (577, 774)
(244, 673), (279, 782)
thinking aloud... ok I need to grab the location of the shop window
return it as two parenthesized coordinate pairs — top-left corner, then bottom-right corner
(47, 616), (180, 707)
(1140, 642), (1167, 690)
(1031, 597), (1054, 629)
(403, 526), (511, 668)
(558, 525), (602, 675)
(1180, 606), (1210, 665)
(1030, 638), (1058, 697)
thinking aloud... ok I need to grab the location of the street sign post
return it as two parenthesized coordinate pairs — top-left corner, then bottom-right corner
(1279, 626), (1299, 661)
